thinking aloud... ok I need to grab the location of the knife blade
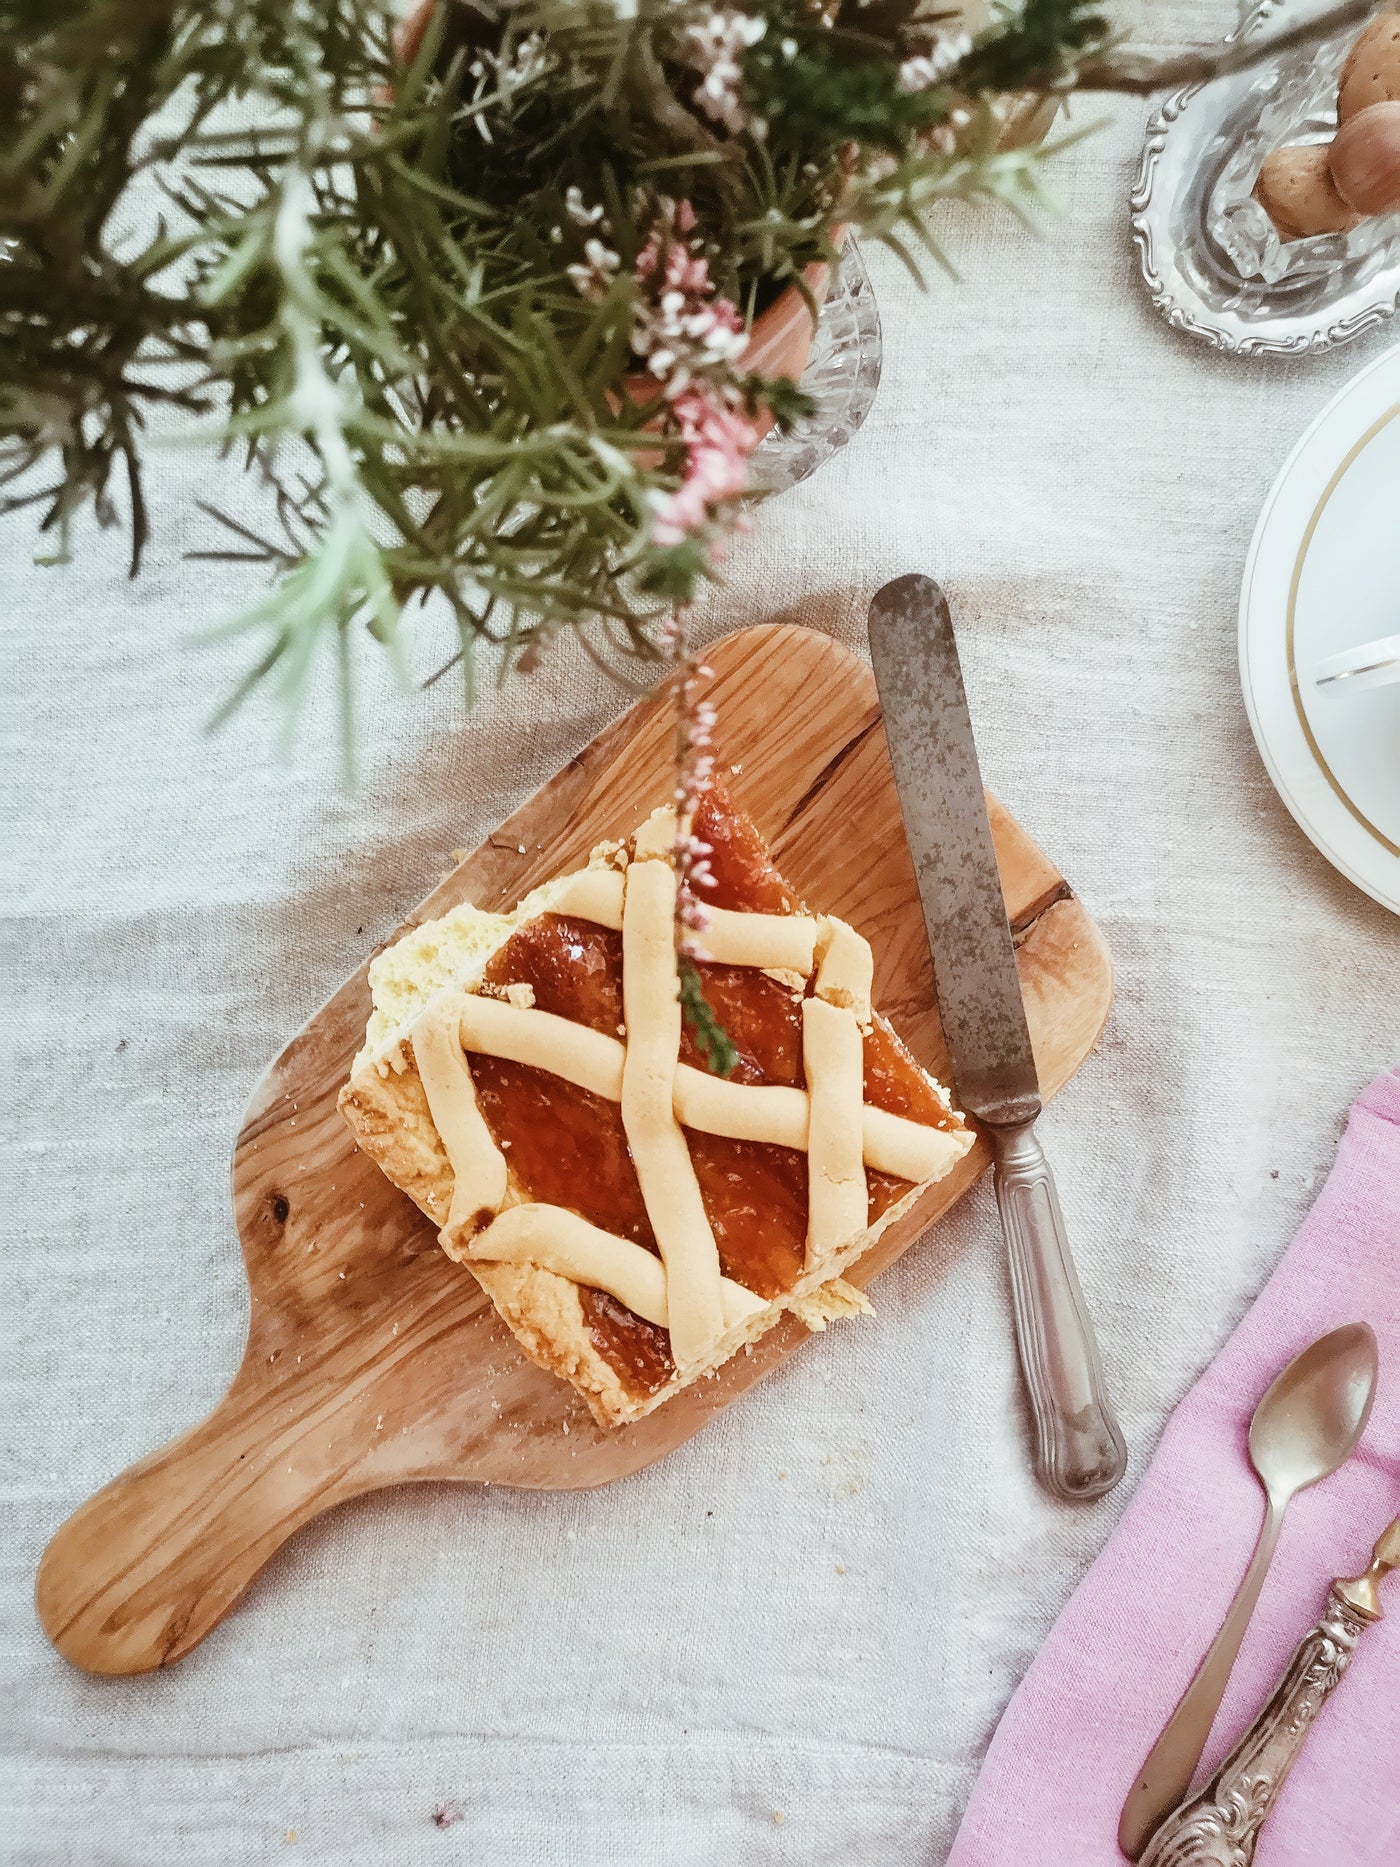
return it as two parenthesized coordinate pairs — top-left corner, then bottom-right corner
(868, 573), (1127, 1501)
(866, 579), (1039, 1129)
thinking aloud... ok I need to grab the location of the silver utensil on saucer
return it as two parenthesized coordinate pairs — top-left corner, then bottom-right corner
(1141, 1504), (1400, 1866)
(867, 574), (1127, 1504)
(1119, 1322), (1379, 1858)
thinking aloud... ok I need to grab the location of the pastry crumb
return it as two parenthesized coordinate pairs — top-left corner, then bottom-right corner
(773, 1810), (785, 1826)
(761, 965), (806, 993)
(502, 981), (535, 1009)
(789, 1278), (873, 1332)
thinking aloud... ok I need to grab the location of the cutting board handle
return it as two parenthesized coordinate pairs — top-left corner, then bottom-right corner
(35, 1360), (361, 1675)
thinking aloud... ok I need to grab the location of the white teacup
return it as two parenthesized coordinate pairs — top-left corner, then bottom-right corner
(1313, 633), (1400, 694)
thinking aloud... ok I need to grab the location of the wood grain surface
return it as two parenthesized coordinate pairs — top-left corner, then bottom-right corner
(35, 622), (1113, 1675)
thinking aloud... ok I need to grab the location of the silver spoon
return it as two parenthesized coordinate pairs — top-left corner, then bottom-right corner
(1141, 1507), (1400, 1866)
(1118, 1321), (1378, 1860)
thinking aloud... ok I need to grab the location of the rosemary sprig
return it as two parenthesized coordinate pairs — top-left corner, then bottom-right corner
(2, 0), (1109, 755)
(678, 956), (739, 1078)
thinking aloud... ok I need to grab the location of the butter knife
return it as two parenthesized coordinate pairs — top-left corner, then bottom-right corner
(868, 574), (1127, 1502)
(1141, 1509), (1400, 1865)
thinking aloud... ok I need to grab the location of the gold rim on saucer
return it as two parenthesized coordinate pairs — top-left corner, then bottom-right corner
(1285, 402), (1400, 863)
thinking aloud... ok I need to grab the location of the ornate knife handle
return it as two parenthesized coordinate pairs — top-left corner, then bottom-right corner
(1140, 1515), (1399, 1864)
(993, 1122), (1127, 1502)
(1139, 1590), (1368, 1866)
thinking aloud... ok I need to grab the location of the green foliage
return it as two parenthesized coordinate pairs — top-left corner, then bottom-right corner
(961, 0), (1108, 92)
(678, 956), (738, 1077)
(743, 0), (944, 151)
(1, 0), (1107, 748)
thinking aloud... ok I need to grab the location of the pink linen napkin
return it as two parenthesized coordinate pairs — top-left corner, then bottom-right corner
(948, 1068), (1400, 1867)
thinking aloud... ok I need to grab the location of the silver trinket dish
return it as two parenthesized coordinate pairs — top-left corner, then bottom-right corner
(1131, 1), (1400, 354)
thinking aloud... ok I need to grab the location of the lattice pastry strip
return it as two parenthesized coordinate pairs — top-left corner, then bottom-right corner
(418, 995), (960, 1183)
(617, 823), (726, 1366)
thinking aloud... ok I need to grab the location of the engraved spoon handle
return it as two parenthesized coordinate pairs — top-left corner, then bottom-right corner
(994, 1122), (1127, 1503)
(1139, 1589), (1370, 1867)
(1120, 1499), (1286, 1857)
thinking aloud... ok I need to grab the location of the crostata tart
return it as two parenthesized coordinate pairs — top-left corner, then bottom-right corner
(339, 781), (972, 1427)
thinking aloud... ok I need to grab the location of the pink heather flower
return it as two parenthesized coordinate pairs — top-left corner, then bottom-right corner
(627, 199), (757, 551)
(670, 641), (720, 954)
(898, 31), (973, 94)
(675, 831), (714, 869)
(566, 234), (620, 301)
(681, 8), (766, 134)
(632, 214), (747, 395)
(651, 389), (757, 546)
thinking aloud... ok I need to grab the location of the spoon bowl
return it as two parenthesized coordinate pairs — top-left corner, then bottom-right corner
(1248, 1320), (1379, 1500)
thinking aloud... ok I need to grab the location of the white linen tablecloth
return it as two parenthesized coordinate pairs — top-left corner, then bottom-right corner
(5, 12), (1400, 1860)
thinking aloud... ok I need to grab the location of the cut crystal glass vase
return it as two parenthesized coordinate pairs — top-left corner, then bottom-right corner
(748, 238), (883, 497)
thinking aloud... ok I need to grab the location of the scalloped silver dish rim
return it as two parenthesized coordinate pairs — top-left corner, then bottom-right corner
(1130, 0), (1400, 356)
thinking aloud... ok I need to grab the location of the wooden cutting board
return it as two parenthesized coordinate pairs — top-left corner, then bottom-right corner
(35, 623), (1112, 1676)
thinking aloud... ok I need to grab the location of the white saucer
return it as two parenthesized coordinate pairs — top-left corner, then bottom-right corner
(1239, 344), (1400, 916)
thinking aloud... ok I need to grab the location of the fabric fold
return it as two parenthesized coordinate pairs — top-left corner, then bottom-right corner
(949, 1068), (1400, 1867)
